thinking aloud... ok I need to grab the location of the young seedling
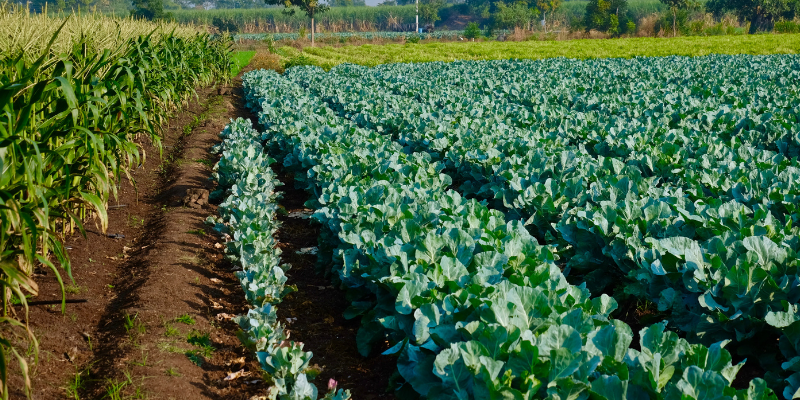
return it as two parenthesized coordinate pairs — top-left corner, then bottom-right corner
(174, 314), (196, 325)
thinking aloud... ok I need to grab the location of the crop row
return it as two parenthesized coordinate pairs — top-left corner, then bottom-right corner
(0, 16), (230, 394)
(233, 31), (473, 42)
(281, 58), (800, 397)
(208, 118), (350, 400)
(240, 67), (777, 399)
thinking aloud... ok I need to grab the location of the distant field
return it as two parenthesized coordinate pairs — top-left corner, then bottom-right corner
(280, 33), (800, 68)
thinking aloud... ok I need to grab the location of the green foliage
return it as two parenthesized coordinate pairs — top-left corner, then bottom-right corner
(0, 10), (230, 396)
(419, 0), (446, 26)
(464, 21), (482, 38)
(406, 34), (421, 43)
(774, 19), (800, 32)
(264, 0), (330, 42)
(584, 0), (632, 34)
(280, 30), (800, 69)
(658, 0), (694, 36)
(626, 18), (636, 32)
(211, 16), (239, 33)
(171, 5), (422, 32)
(209, 117), (351, 399)
(707, 0), (800, 33)
(174, 314), (196, 325)
(284, 54), (316, 69)
(231, 50), (257, 77)
(493, 0), (539, 29)
(240, 62), (793, 399)
(535, 0), (561, 14)
(536, 0), (563, 31)
(131, 0), (172, 20)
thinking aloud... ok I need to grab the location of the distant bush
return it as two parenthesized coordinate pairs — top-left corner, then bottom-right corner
(774, 19), (800, 33)
(654, 8), (688, 35)
(212, 16), (239, 33)
(283, 54), (315, 69)
(406, 34), (421, 43)
(627, 20), (636, 33)
(464, 22), (482, 39)
(248, 52), (284, 73)
(261, 35), (277, 53)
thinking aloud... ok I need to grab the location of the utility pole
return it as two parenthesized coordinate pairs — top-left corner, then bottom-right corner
(416, 0), (419, 33)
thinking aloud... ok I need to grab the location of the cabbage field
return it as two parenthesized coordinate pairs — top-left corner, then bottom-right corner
(217, 55), (800, 399)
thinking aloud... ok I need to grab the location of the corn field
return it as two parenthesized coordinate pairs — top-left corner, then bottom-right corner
(0, 4), (231, 397)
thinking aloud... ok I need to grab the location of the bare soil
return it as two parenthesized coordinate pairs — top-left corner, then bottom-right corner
(272, 173), (396, 399)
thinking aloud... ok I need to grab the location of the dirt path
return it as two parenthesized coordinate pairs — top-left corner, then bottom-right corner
(17, 72), (398, 400)
(271, 173), (396, 400)
(16, 85), (269, 400)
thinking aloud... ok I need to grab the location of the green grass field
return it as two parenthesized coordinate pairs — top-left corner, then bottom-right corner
(280, 33), (800, 68)
(231, 50), (256, 76)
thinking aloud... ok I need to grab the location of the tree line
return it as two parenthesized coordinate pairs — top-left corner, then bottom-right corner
(21, 0), (799, 36)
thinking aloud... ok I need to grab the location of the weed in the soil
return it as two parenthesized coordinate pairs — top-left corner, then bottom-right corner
(161, 204), (168, 212)
(65, 284), (82, 294)
(106, 284), (114, 290)
(186, 228), (206, 236)
(186, 351), (204, 366)
(156, 340), (184, 354)
(187, 331), (213, 351)
(128, 215), (145, 228)
(193, 276), (200, 284)
(10, 294), (32, 305)
(104, 371), (146, 400)
(64, 365), (91, 400)
(192, 158), (214, 167)
(165, 367), (181, 377)
(175, 314), (195, 325)
(25, 340), (38, 359)
(131, 351), (149, 367)
(163, 322), (180, 337)
(69, 313), (78, 322)
(123, 312), (146, 343)
(104, 377), (128, 400)
(185, 330), (215, 366)
(88, 258), (94, 263)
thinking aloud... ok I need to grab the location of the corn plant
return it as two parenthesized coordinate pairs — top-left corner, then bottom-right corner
(0, 8), (231, 398)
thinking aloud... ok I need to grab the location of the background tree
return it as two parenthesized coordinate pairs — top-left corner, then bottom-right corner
(466, 0), (492, 18)
(706, 0), (798, 33)
(584, 0), (630, 34)
(463, 21), (482, 38)
(659, 0), (690, 36)
(535, 0), (561, 32)
(494, 0), (538, 30)
(132, 0), (170, 19)
(264, 0), (329, 44)
(419, 0), (445, 28)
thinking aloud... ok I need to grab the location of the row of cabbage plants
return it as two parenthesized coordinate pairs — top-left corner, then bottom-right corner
(239, 67), (777, 400)
(281, 58), (800, 397)
(209, 118), (351, 400)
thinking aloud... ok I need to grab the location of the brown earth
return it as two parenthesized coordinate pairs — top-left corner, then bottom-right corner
(272, 173), (396, 400)
(12, 74), (397, 399)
